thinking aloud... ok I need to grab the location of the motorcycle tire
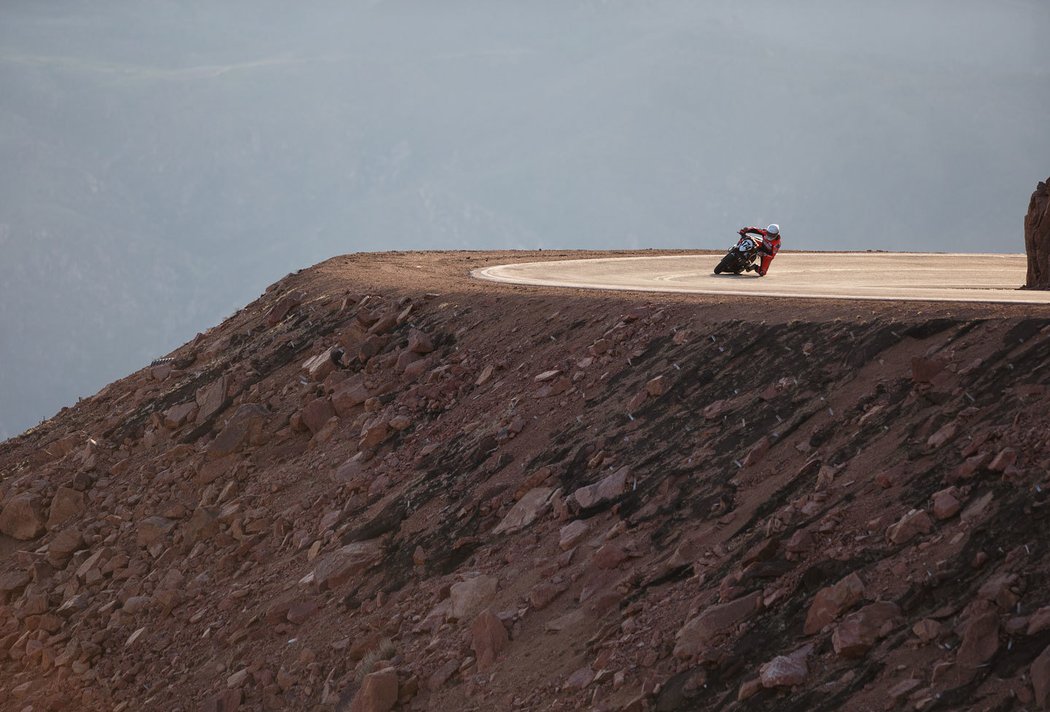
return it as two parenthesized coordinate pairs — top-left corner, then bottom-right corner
(714, 255), (733, 274)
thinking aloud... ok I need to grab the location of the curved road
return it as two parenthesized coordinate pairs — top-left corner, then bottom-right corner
(473, 252), (1050, 304)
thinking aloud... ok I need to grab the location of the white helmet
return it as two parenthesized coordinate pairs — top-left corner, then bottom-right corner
(766, 224), (780, 236)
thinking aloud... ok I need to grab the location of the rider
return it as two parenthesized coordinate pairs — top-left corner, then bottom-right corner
(737, 224), (781, 276)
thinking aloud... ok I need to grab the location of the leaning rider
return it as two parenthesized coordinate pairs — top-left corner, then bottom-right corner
(737, 224), (781, 276)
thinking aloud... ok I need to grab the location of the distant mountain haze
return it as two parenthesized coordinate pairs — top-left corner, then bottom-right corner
(1, 0), (1048, 438)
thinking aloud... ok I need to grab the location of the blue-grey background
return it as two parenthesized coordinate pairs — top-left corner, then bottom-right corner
(2, 0), (1048, 438)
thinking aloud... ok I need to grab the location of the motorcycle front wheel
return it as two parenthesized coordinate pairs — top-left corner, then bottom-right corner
(714, 254), (735, 274)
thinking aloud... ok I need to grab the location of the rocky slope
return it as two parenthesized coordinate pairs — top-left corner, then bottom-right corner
(1, 251), (1050, 712)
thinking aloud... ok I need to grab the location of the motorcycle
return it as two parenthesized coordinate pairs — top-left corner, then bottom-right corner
(713, 232), (764, 275)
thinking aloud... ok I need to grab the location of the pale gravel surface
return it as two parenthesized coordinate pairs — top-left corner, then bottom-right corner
(473, 252), (1050, 304)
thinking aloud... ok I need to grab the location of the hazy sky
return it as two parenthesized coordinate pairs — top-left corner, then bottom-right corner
(1, 0), (1048, 438)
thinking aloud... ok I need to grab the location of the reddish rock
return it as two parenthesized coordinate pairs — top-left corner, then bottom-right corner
(743, 437), (771, 467)
(162, 402), (198, 429)
(184, 506), (220, 544)
(953, 452), (992, 481)
(786, 528), (815, 554)
(395, 349), (423, 372)
(760, 646), (811, 688)
(208, 404), (269, 459)
(1024, 177), (1050, 288)
(912, 619), (943, 643)
(46, 486), (86, 530)
(0, 493), (46, 540)
(195, 376), (228, 424)
(742, 537), (780, 566)
(1028, 607), (1050, 635)
(960, 492), (996, 525)
(389, 414), (412, 431)
(589, 339), (609, 355)
(529, 581), (567, 610)
(287, 598), (321, 625)
(136, 516), (176, 547)
(874, 464), (907, 488)
(738, 678), (762, 701)
(332, 381), (371, 418)
(674, 591), (763, 659)
(475, 365), (495, 386)
(407, 329), (435, 354)
(703, 400), (726, 419)
(804, 572), (865, 635)
(471, 609), (509, 672)
(403, 358), (430, 381)
(47, 527), (85, 565)
(266, 290), (305, 326)
(492, 487), (554, 535)
(927, 422), (958, 449)
(593, 539), (630, 569)
(368, 312), (398, 335)
(956, 611), (1000, 670)
(559, 520), (590, 550)
(646, 375), (669, 397)
(931, 488), (961, 520)
(564, 666), (595, 690)
(977, 573), (1020, 609)
(359, 419), (391, 450)
(627, 391), (648, 412)
(886, 509), (933, 545)
(349, 667), (398, 712)
(302, 348), (339, 382)
(1032, 644), (1050, 709)
(572, 467), (628, 509)
(888, 679), (922, 700)
(201, 689), (243, 712)
(988, 448), (1018, 473)
(333, 455), (369, 490)
(0, 570), (30, 599)
(427, 659), (459, 692)
(449, 575), (498, 622)
(301, 397), (335, 435)
(312, 539), (384, 590)
(358, 334), (388, 363)
(911, 357), (947, 384)
(832, 602), (901, 657)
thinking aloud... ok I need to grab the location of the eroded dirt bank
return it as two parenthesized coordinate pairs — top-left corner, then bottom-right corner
(1, 251), (1049, 712)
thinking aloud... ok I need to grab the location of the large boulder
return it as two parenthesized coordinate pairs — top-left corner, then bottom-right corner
(0, 493), (46, 540)
(1025, 178), (1050, 288)
(312, 539), (384, 591)
(674, 591), (763, 659)
(448, 575), (499, 622)
(471, 609), (509, 671)
(572, 467), (628, 510)
(348, 667), (398, 712)
(47, 486), (87, 530)
(804, 572), (865, 635)
(207, 404), (269, 459)
(832, 602), (901, 657)
(492, 488), (555, 535)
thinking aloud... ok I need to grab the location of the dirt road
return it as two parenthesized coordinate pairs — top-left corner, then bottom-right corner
(474, 252), (1050, 304)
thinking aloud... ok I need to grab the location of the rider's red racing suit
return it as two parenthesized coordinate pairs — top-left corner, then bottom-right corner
(738, 227), (781, 276)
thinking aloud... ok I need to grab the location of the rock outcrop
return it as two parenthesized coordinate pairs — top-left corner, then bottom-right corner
(1025, 177), (1050, 288)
